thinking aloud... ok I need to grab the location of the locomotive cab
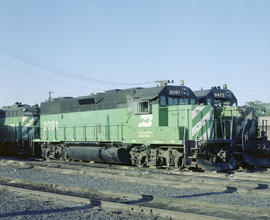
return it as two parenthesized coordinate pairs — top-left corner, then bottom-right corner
(157, 85), (197, 106)
(129, 85), (197, 114)
(194, 85), (237, 107)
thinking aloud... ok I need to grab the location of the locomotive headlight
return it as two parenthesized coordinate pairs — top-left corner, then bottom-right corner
(180, 79), (184, 86)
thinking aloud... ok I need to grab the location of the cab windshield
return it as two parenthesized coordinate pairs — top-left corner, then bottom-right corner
(160, 96), (196, 106)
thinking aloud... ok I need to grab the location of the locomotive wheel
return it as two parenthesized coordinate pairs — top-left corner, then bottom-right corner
(54, 147), (62, 159)
(175, 156), (184, 169)
(42, 148), (50, 160)
(60, 145), (68, 161)
(41, 144), (49, 160)
(136, 156), (147, 168)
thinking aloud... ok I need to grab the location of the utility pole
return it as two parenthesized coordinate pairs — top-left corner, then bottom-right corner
(47, 91), (54, 102)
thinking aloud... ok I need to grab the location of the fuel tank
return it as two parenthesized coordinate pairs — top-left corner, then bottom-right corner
(66, 146), (131, 165)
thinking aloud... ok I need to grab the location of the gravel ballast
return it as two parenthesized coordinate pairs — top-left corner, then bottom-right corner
(0, 165), (269, 209)
(0, 188), (168, 220)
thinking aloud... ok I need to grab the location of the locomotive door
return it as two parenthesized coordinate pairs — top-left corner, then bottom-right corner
(178, 107), (189, 141)
(159, 106), (168, 126)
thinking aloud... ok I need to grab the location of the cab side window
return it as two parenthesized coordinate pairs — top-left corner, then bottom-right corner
(168, 97), (178, 105)
(207, 98), (212, 106)
(160, 96), (167, 106)
(139, 101), (149, 113)
(190, 98), (196, 104)
(179, 98), (185, 105)
(132, 101), (151, 114)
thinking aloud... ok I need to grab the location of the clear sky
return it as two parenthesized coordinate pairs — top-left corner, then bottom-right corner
(0, 0), (269, 106)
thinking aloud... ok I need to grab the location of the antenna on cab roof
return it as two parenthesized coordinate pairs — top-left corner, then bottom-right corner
(154, 80), (174, 87)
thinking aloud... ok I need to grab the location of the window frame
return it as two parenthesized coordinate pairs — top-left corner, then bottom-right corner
(132, 100), (151, 114)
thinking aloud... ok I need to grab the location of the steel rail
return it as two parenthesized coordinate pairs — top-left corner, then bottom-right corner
(0, 184), (224, 220)
(0, 176), (269, 220)
(2, 158), (270, 196)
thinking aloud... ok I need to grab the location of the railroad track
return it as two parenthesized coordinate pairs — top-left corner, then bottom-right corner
(1, 156), (270, 182)
(1, 157), (270, 219)
(0, 184), (218, 220)
(1, 157), (270, 197)
(0, 176), (269, 220)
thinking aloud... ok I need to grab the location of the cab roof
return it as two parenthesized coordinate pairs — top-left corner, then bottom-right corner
(41, 85), (196, 114)
(193, 87), (237, 106)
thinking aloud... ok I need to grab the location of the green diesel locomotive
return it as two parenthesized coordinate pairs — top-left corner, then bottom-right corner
(1, 83), (269, 171)
(194, 86), (270, 169)
(0, 102), (39, 155)
(36, 84), (236, 170)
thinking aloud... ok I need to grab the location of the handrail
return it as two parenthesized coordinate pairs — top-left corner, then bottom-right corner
(195, 119), (207, 140)
(195, 117), (235, 141)
(219, 117), (224, 139)
(183, 106), (188, 142)
(230, 111), (233, 139)
(241, 119), (248, 151)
